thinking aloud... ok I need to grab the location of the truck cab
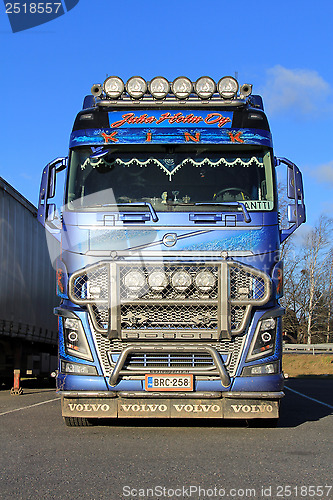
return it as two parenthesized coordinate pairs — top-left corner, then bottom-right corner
(38, 75), (305, 424)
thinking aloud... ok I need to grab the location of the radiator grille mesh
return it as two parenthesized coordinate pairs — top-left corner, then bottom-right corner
(68, 260), (271, 337)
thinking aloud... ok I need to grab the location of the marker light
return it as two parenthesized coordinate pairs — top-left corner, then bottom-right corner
(171, 270), (192, 291)
(148, 270), (168, 291)
(172, 77), (193, 99)
(126, 76), (147, 99)
(217, 76), (239, 99)
(195, 271), (216, 291)
(195, 76), (216, 99)
(103, 76), (125, 99)
(149, 77), (170, 99)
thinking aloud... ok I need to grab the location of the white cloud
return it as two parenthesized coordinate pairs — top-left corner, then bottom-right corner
(260, 65), (332, 116)
(311, 161), (333, 186)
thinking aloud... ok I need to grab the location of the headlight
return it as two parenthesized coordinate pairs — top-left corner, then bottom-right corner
(124, 270), (146, 292)
(242, 361), (279, 377)
(195, 271), (216, 291)
(61, 360), (98, 375)
(63, 316), (93, 361)
(148, 270), (168, 291)
(149, 76), (170, 99)
(171, 270), (192, 291)
(172, 76), (193, 99)
(246, 317), (277, 361)
(103, 76), (125, 99)
(217, 76), (239, 99)
(126, 76), (147, 99)
(195, 76), (216, 99)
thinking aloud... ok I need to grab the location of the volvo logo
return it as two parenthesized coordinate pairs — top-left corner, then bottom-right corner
(163, 233), (177, 247)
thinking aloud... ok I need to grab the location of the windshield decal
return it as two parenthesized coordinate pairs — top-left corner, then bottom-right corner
(80, 155), (264, 180)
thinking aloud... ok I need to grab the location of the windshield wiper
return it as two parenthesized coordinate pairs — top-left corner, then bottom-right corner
(194, 202), (251, 223)
(89, 202), (159, 222)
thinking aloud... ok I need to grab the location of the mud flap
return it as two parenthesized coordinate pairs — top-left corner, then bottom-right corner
(224, 398), (279, 419)
(62, 398), (118, 418)
(62, 397), (279, 419)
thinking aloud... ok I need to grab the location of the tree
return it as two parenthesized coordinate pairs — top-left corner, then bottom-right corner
(281, 215), (333, 344)
(300, 216), (332, 343)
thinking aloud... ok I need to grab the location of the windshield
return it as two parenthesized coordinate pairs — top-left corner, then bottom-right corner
(66, 146), (275, 211)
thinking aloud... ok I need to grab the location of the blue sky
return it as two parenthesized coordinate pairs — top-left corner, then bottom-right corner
(0, 0), (332, 230)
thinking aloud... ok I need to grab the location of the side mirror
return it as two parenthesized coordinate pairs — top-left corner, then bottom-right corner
(38, 157), (67, 226)
(276, 157), (306, 242)
(287, 203), (306, 225)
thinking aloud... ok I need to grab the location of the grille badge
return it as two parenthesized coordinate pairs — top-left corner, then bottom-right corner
(163, 233), (177, 247)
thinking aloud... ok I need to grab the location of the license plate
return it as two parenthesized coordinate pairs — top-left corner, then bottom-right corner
(145, 374), (193, 391)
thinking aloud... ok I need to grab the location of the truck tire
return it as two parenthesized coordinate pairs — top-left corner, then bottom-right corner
(63, 416), (92, 427)
(247, 417), (279, 428)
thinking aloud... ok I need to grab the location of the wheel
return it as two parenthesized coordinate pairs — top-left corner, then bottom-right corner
(63, 416), (92, 427)
(247, 418), (279, 428)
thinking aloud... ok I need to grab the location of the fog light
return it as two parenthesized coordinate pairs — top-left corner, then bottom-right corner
(195, 271), (216, 291)
(217, 76), (239, 99)
(149, 76), (170, 99)
(195, 76), (216, 99)
(148, 270), (168, 291)
(103, 76), (125, 99)
(172, 77), (193, 99)
(61, 360), (98, 375)
(124, 270), (146, 291)
(87, 283), (101, 299)
(171, 270), (192, 291)
(242, 361), (279, 377)
(126, 76), (147, 99)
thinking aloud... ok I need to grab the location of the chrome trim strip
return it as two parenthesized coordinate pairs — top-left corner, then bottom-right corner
(223, 391), (284, 399)
(118, 391), (223, 399)
(60, 392), (117, 398)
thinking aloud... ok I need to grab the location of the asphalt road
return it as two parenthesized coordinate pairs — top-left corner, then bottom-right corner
(0, 379), (332, 500)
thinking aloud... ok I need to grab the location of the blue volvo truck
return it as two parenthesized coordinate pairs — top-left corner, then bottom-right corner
(38, 75), (305, 425)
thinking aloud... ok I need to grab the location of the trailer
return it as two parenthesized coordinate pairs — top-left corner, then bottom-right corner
(0, 176), (58, 392)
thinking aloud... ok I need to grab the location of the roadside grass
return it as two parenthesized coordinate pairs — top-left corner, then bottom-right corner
(283, 354), (333, 378)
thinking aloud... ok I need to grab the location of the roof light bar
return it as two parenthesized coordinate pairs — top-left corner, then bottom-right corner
(96, 74), (252, 103)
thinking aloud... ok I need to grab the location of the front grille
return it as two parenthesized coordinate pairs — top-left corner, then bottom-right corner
(121, 303), (218, 331)
(125, 352), (215, 369)
(68, 260), (271, 338)
(94, 332), (245, 378)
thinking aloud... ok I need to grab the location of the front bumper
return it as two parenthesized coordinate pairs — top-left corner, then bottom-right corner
(61, 390), (283, 419)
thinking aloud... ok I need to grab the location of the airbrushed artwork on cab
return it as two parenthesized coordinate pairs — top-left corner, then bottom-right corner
(70, 127), (272, 148)
(85, 226), (278, 255)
